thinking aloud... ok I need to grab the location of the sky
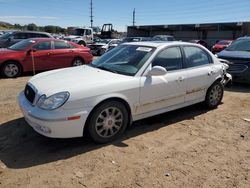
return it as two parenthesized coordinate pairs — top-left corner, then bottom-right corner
(0, 0), (249, 31)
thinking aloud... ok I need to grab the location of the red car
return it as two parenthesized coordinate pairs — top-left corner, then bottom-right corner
(0, 38), (93, 78)
(211, 40), (233, 53)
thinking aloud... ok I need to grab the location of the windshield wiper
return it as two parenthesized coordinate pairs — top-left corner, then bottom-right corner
(96, 65), (118, 73)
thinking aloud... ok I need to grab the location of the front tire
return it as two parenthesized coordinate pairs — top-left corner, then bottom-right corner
(1, 61), (22, 78)
(86, 101), (128, 143)
(205, 81), (224, 109)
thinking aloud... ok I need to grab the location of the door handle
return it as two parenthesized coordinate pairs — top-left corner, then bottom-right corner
(47, 52), (52, 55)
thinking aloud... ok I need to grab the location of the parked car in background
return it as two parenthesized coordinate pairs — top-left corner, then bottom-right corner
(64, 27), (93, 46)
(121, 37), (151, 43)
(0, 31), (53, 48)
(152, 35), (175, 41)
(216, 37), (250, 84)
(87, 38), (110, 56)
(211, 40), (233, 53)
(100, 39), (121, 55)
(189, 40), (208, 48)
(19, 41), (230, 143)
(0, 38), (93, 78)
(0, 31), (3, 36)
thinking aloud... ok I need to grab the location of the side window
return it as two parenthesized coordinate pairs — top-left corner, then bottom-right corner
(54, 41), (71, 49)
(183, 46), (210, 68)
(13, 33), (28, 39)
(33, 41), (51, 50)
(152, 47), (183, 71)
(85, 29), (92, 35)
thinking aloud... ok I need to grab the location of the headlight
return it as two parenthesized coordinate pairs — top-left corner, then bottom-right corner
(37, 92), (70, 110)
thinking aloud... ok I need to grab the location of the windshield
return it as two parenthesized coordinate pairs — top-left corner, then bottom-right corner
(226, 39), (250, 52)
(0, 32), (12, 40)
(71, 29), (86, 36)
(91, 44), (155, 76)
(8, 39), (35, 51)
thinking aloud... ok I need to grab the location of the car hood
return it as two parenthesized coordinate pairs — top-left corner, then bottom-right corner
(217, 50), (250, 60)
(65, 35), (81, 39)
(0, 48), (17, 54)
(0, 48), (23, 59)
(28, 65), (136, 97)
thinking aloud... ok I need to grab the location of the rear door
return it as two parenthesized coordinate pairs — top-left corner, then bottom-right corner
(138, 46), (187, 114)
(182, 46), (215, 102)
(49, 41), (76, 69)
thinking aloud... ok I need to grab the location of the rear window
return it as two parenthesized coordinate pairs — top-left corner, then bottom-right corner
(54, 41), (72, 49)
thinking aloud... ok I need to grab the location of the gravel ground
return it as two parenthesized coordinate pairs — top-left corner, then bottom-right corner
(0, 75), (249, 188)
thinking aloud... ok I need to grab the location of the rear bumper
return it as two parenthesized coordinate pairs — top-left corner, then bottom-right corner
(18, 91), (92, 138)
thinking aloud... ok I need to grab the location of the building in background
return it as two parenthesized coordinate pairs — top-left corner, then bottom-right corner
(127, 22), (250, 48)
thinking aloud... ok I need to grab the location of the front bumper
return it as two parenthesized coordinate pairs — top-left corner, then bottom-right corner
(18, 91), (91, 138)
(222, 73), (232, 86)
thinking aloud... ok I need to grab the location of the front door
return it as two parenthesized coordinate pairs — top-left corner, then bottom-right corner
(138, 47), (186, 114)
(24, 41), (53, 71)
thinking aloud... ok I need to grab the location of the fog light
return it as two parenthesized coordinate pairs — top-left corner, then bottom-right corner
(34, 124), (51, 134)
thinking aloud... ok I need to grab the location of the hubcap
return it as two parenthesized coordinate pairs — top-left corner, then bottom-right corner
(95, 107), (123, 138)
(73, 59), (83, 66)
(209, 85), (222, 106)
(4, 64), (19, 77)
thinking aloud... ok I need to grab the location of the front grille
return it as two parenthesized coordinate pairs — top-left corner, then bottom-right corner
(227, 64), (248, 73)
(24, 84), (36, 104)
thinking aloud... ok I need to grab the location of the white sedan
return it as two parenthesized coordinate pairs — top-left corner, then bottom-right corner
(19, 41), (230, 143)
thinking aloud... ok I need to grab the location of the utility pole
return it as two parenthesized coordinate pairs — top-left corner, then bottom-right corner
(90, 0), (93, 28)
(133, 8), (135, 26)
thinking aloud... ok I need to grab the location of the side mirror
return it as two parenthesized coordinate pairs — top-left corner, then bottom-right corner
(148, 66), (167, 76)
(27, 48), (37, 55)
(7, 37), (11, 42)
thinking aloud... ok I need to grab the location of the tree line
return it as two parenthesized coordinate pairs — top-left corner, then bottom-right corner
(0, 22), (66, 34)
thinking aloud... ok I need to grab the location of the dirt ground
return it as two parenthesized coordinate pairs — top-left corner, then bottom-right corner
(0, 75), (249, 188)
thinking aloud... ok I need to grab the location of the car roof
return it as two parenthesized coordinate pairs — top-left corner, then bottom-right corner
(26, 38), (68, 42)
(123, 41), (194, 48)
(12, 30), (50, 34)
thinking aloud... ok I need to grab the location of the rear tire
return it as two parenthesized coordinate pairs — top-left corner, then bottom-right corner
(72, 58), (85, 66)
(1, 61), (22, 78)
(86, 101), (128, 143)
(78, 41), (86, 46)
(205, 81), (224, 109)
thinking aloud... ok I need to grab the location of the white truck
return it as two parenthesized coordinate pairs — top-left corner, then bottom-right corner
(64, 27), (93, 46)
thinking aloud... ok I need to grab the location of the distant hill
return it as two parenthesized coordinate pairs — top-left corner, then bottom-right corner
(0, 21), (13, 30)
(0, 21), (12, 27)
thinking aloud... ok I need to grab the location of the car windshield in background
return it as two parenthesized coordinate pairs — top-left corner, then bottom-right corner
(226, 39), (250, 51)
(217, 41), (230, 45)
(8, 39), (35, 51)
(91, 45), (155, 76)
(0, 32), (12, 39)
(71, 29), (86, 36)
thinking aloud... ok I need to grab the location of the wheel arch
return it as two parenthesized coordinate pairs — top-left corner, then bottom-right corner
(0, 59), (23, 76)
(83, 96), (133, 136)
(71, 56), (85, 65)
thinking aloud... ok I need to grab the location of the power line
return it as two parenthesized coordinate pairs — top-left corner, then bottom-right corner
(133, 8), (135, 26)
(90, 0), (93, 28)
